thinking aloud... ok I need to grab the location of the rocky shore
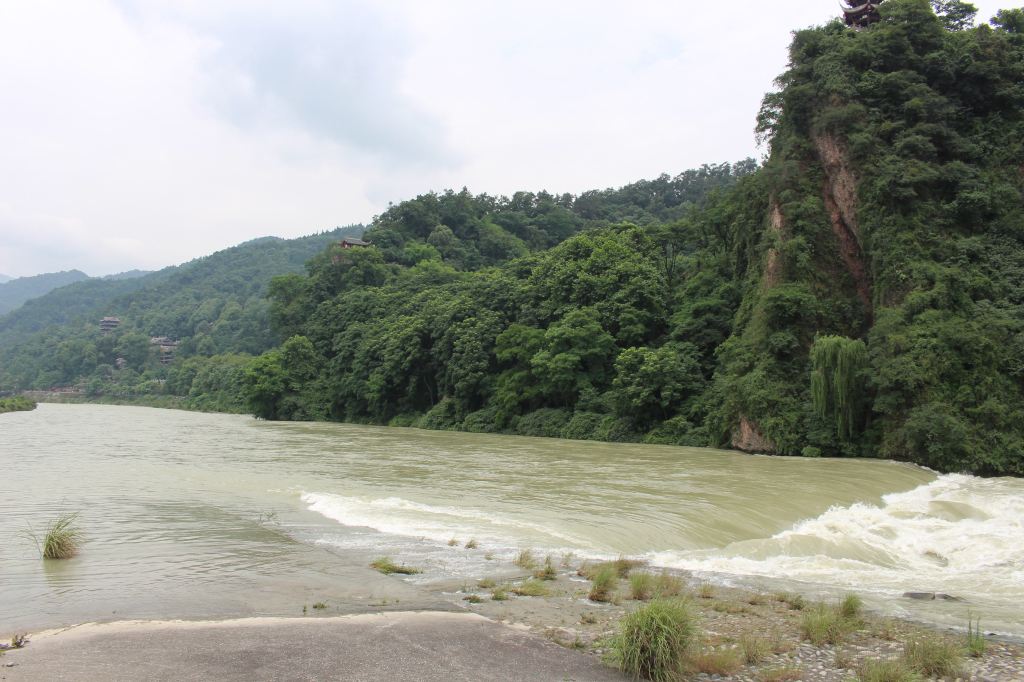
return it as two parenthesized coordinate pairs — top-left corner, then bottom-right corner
(431, 560), (1024, 681)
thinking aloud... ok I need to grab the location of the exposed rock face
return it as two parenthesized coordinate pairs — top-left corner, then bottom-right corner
(814, 132), (873, 321)
(763, 201), (786, 289)
(731, 416), (777, 453)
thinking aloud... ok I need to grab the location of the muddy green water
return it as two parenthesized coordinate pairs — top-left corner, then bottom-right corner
(1, 404), (1021, 636)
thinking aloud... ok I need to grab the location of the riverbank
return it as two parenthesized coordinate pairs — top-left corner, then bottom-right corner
(0, 396), (35, 414)
(4, 571), (1020, 682)
(428, 560), (1024, 681)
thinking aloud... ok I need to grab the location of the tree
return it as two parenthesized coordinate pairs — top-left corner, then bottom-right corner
(931, 0), (977, 30)
(810, 336), (869, 442)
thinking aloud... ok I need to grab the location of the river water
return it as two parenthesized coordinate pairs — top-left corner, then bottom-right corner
(1, 404), (1021, 636)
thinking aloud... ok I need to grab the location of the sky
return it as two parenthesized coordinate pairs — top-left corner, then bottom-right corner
(0, 1), (1011, 278)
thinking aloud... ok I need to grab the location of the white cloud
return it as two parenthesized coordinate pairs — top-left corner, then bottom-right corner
(0, 0), (1011, 277)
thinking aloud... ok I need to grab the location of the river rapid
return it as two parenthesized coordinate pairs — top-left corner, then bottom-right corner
(1, 404), (1021, 636)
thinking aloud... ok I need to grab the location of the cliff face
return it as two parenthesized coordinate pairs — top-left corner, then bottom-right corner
(713, 1), (1024, 474)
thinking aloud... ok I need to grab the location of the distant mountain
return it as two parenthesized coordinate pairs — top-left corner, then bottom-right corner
(0, 270), (91, 316)
(102, 270), (152, 281)
(0, 226), (363, 359)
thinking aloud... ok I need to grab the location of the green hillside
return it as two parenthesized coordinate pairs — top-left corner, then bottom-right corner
(0, 228), (362, 400)
(0, 270), (91, 315)
(238, 1), (1024, 475)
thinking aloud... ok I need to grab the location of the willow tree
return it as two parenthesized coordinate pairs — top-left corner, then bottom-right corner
(811, 335), (868, 441)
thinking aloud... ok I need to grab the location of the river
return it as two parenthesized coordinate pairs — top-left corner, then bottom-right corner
(1, 404), (1021, 637)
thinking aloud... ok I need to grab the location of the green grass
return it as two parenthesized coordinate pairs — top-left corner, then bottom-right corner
(463, 594), (483, 604)
(759, 666), (804, 682)
(511, 578), (551, 597)
(740, 632), (771, 664)
(857, 658), (923, 682)
(370, 557), (421, 575)
(774, 592), (806, 610)
(801, 603), (849, 646)
(26, 512), (83, 560)
(312, 601), (327, 610)
(966, 612), (986, 658)
(610, 599), (700, 682)
(533, 555), (557, 581)
(629, 572), (654, 601)
(588, 565), (618, 603)
(653, 572), (684, 598)
(697, 582), (715, 599)
(692, 648), (743, 676)
(0, 397), (36, 414)
(477, 577), (497, 589)
(490, 585), (509, 601)
(902, 634), (963, 678)
(514, 548), (537, 570)
(839, 593), (864, 620)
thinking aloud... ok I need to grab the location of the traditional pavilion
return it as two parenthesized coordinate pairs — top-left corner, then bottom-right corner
(843, 1), (885, 28)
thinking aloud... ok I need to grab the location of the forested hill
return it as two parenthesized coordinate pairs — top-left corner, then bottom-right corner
(239, 1), (1024, 476)
(0, 270), (91, 315)
(0, 228), (362, 392)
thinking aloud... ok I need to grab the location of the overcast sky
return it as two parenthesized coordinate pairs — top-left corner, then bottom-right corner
(0, 1), (1011, 277)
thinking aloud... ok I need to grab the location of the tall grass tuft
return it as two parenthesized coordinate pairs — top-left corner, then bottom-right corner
(588, 565), (618, 602)
(801, 603), (847, 646)
(514, 548), (537, 570)
(630, 572), (654, 601)
(692, 648), (743, 676)
(856, 658), (923, 682)
(511, 578), (551, 597)
(902, 634), (963, 679)
(653, 571), (684, 598)
(839, 593), (863, 620)
(26, 512), (83, 560)
(370, 557), (421, 575)
(966, 612), (986, 658)
(533, 555), (557, 581)
(611, 599), (700, 682)
(740, 632), (771, 664)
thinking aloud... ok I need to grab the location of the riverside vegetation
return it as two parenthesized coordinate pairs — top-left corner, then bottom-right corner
(1, 2), (1023, 476)
(0, 396), (36, 414)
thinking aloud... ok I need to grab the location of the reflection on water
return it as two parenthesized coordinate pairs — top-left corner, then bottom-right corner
(1, 403), (1022, 636)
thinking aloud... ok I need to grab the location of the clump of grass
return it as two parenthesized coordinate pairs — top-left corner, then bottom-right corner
(490, 585), (509, 601)
(857, 658), (923, 682)
(839, 593), (864, 620)
(464, 538), (478, 549)
(560, 551), (575, 568)
(511, 578), (551, 597)
(26, 512), (83, 560)
(748, 592), (768, 605)
(611, 556), (646, 577)
(610, 599), (700, 682)
(711, 601), (749, 614)
(692, 648), (743, 676)
(533, 555), (557, 581)
(477, 577), (497, 589)
(514, 548), (537, 570)
(10, 634), (28, 649)
(740, 632), (771, 664)
(834, 647), (855, 670)
(697, 582), (715, 599)
(580, 612), (598, 625)
(775, 592), (806, 610)
(801, 603), (847, 646)
(370, 557), (421, 575)
(312, 601), (327, 610)
(760, 666), (804, 682)
(463, 594), (483, 604)
(902, 634), (963, 679)
(447, 538), (459, 547)
(579, 557), (645, 580)
(484, 551), (495, 560)
(630, 572), (654, 601)
(588, 565), (619, 603)
(653, 571), (684, 598)
(872, 619), (899, 641)
(966, 612), (986, 658)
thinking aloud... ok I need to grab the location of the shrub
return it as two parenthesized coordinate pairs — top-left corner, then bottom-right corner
(693, 648), (743, 675)
(516, 408), (571, 438)
(857, 658), (923, 682)
(902, 634), (963, 678)
(801, 446), (822, 457)
(589, 565), (618, 602)
(611, 599), (700, 682)
(370, 557), (421, 575)
(630, 572), (654, 601)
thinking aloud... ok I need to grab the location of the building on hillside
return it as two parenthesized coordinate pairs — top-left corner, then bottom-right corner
(843, 1), (885, 28)
(150, 336), (179, 365)
(100, 316), (122, 333)
(340, 238), (371, 249)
